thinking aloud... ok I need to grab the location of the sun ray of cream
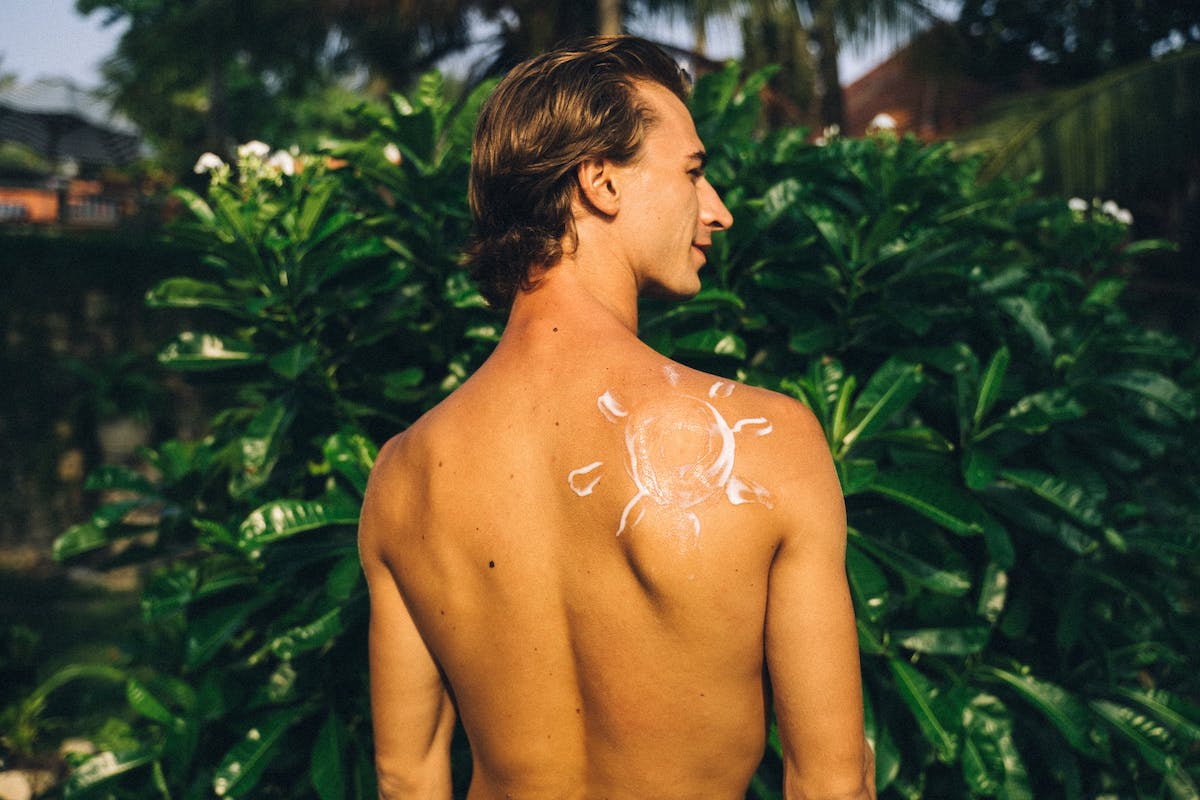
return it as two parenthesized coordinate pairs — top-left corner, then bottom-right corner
(598, 390), (628, 423)
(567, 461), (605, 496)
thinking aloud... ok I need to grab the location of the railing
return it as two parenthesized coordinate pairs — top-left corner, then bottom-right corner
(65, 197), (121, 226)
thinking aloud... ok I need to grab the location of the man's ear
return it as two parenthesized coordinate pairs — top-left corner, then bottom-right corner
(575, 158), (621, 217)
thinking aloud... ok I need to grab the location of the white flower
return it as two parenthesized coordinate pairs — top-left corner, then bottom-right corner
(237, 140), (271, 159)
(383, 142), (402, 166)
(1068, 197), (1089, 212)
(1096, 199), (1134, 225)
(814, 124), (841, 147)
(266, 150), (296, 176)
(193, 152), (226, 174)
(868, 113), (897, 132)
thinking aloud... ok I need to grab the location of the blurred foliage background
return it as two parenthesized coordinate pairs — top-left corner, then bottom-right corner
(1, 1), (1198, 798)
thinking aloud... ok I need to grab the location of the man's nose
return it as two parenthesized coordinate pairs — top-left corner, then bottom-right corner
(699, 179), (733, 230)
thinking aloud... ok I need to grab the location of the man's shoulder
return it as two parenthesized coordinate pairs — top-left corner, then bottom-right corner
(662, 362), (826, 449)
(660, 364), (841, 531)
(360, 418), (440, 548)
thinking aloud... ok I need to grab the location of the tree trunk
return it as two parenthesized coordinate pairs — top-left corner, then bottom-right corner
(206, 51), (230, 156)
(740, 0), (814, 127)
(810, 0), (845, 131)
(597, 0), (621, 35)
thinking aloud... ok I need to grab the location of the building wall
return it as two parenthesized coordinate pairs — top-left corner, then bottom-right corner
(0, 181), (123, 227)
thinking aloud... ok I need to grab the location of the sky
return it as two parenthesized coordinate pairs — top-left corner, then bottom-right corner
(0, 0), (126, 87)
(0, 0), (895, 90)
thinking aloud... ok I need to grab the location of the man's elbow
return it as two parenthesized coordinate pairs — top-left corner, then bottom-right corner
(786, 781), (873, 800)
(375, 759), (451, 800)
(787, 742), (876, 800)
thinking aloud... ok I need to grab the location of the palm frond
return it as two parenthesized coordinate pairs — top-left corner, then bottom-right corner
(955, 45), (1200, 200)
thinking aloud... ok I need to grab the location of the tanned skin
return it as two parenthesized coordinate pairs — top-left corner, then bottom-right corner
(359, 82), (875, 800)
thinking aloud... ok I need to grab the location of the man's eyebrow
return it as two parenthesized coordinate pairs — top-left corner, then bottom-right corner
(688, 150), (708, 168)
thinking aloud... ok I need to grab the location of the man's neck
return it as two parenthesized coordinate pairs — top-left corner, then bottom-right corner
(508, 260), (640, 336)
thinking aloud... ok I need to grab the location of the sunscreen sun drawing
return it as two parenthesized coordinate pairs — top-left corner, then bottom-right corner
(567, 377), (774, 546)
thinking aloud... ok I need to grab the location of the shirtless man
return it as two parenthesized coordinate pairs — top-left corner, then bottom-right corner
(359, 35), (875, 800)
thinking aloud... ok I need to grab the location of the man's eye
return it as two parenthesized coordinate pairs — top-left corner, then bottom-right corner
(689, 168), (705, 180)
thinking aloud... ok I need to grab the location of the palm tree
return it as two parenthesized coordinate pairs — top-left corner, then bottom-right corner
(954, 46), (1200, 202)
(653, 0), (946, 128)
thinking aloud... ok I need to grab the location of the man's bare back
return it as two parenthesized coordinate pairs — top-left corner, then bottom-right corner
(359, 36), (873, 800)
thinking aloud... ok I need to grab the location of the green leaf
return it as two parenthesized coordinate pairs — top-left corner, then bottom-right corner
(846, 545), (888, 621)
(961, 693), (1032, 799)
(998, 296), (1054, 356)
(1164, 765), (1200, 800)
(231, 398), (295, 497)
(786, 320), (837, 354)
(749, 774), (783, 800)
(1112, 688), (1200, 744)
(976, 563), (1008, 623)
(185, 604), (253, 670)
(146, 277), (241, 312)
(195, 558), (260, 599)
(381, 366), (427, 402)
(673, 329), (747, 360)
(863, 689), (902, 791)
(295, 176), (338, 242)
(889, 658), (959, 762)
(981, 524), (1016, 571)
(91, 498), (147, 529)
(159, 332), (265, 371)
(213, 707), (308, 798)
(871, 426), (954, 453)
(869, 470), (1007, 540)
(963, 447), (999, 489)
(991, 389), (1085, 436)
(268, 343), (318, 380)
(64, 749), (159, 798)
(836, 458), (877, 496)
(311, 711), (348, 800)
(84, 465), (158, 495)
(999, 468), (1103, 527)
(849, 532), (971, 596)
(1099, 370), (1196, 420)
(268, 606), (344, 660)
(981, 665), (1103, 758)
(326, 552), (364, 601)
(238, 498), (360, 552)
(894, 625), (990, 655)
(761, 178), (803, 225)
(1083, 276), (1126, 307)
(1121, 238), (1178, 257)
(1090, 699), (1177, 773)
(324, 431), (378, 496)
(172, 185), (215, 225)
(973, 346), (1010, 428)
(841, 360), (924, 455)
(142, 566), (197, 619)
(53, 522), (109, 561)
(126, 679), (183, 731)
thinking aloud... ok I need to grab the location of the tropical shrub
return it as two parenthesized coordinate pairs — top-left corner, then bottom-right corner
(38, 66), (1199, 799)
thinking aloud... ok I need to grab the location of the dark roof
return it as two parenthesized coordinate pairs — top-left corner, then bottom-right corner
(0, 78), (141, 165)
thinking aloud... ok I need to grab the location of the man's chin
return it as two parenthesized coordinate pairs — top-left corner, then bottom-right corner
(639, 281), (702, 302)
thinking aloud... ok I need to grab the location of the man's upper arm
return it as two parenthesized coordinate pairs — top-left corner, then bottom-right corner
(360, 441), (456, 799)
(764, 401), (874, 800)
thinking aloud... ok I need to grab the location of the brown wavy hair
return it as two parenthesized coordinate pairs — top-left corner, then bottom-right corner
(464, 36), (689, 309)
